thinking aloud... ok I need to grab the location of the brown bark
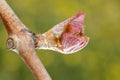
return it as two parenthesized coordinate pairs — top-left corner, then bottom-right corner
(0, 0), (52, 80)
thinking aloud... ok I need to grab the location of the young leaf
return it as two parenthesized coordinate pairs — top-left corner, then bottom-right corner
(36, 12), (89, 54)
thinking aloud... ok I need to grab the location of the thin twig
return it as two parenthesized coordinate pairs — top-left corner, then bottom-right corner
(0, 0), (52, 80)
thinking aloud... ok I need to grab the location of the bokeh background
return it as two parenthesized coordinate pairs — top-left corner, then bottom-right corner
(0, 0), (120, 80)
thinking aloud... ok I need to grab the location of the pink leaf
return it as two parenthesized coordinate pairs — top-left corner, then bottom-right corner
(37, 12), (89, 54)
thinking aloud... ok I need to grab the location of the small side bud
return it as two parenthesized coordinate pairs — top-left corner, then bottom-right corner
(6, 38), (16, 50)
(6, 37), (19, 53)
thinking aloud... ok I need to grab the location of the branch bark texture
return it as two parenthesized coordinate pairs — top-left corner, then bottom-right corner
(0, 0), (52, 80)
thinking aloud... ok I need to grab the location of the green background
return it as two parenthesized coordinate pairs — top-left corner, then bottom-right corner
(0, 0), (120, 80)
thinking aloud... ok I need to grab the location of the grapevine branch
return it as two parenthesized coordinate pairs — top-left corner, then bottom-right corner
(0, 0), (52, 80)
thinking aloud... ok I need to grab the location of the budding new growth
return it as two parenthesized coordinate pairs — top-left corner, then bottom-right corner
(36, 12), (89, 54)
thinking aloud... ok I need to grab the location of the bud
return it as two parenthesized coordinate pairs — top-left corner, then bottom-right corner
(36, 12), (89, 54)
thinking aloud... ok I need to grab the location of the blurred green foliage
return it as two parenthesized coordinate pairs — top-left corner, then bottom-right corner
(0, 0), (120, 80)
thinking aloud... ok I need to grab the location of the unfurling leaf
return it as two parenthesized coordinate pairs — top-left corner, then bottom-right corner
(36, 12), (89, 54)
